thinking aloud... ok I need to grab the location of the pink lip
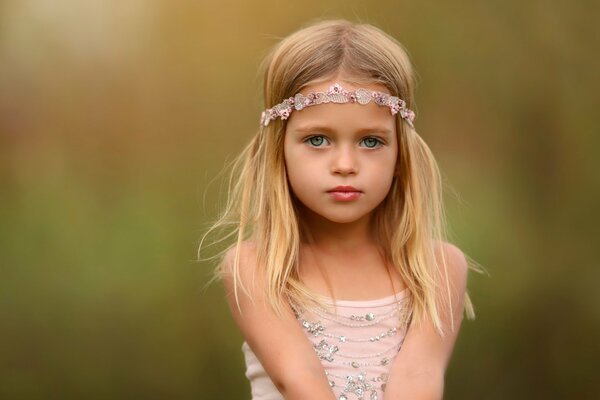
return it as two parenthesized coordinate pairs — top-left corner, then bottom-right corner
(329, 191), (362, 201)
(327, 186), (362, 201)
(328, 185), (360, 192)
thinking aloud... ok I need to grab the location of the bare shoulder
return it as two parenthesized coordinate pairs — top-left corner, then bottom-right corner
(433, 240), (469, 294)
(221, 240), (258, 273)
(221, 241), (259, 287)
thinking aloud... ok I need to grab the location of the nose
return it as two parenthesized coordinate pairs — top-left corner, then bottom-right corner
(331, 145), (358, 175)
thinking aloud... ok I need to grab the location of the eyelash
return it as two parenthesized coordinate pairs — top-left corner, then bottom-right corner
(304, 135), (385, 149)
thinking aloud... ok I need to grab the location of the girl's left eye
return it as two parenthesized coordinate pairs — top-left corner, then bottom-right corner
(361, 137), (383, 148)
(305, 136), (329, 147)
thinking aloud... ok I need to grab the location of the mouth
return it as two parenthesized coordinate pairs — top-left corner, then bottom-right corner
(327, 186), (362, 201)
(327, 185), (361, 193)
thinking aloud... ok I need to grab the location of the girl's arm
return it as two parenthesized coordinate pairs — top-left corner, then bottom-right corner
(221, 242), (336, 400)
(384, 242), (469, 400)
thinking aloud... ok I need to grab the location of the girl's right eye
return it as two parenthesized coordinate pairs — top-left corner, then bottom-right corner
(305, 135), (329, 147)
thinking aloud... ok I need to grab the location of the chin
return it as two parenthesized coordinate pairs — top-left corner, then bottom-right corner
(295, 200), (375, 224)
(317, 209), (372, 224)
(327, 217), (365, 224)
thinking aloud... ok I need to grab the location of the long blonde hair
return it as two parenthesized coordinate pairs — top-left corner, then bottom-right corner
(199, 18), (484, 337)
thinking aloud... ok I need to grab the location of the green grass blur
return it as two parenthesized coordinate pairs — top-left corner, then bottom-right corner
(1, 1), (599, 399)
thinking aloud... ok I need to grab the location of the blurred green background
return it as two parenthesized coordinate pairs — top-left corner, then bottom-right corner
(1, 0), (599, 399)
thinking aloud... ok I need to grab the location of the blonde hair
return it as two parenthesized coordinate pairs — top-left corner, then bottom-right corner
(199, 18), (485, 337)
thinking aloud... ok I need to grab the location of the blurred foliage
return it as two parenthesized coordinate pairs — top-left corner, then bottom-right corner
(1, 0), (599, 399)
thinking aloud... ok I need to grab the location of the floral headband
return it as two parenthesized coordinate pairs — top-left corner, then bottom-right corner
(259, 83), (415, 128)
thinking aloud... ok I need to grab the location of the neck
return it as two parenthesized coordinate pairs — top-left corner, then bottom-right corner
(298, 206), (378, 253)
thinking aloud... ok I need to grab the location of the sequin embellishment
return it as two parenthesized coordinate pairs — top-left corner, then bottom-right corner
(291, 293), (412, 400)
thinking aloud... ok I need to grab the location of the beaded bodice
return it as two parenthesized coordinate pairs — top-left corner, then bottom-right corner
(241, 289), (412, 400)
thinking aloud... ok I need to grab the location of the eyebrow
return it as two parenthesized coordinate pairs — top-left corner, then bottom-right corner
(293, 125), (393, 136)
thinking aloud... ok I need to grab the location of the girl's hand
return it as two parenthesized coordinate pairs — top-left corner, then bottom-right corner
(383, 242), (469, 400)
(222, 242), (336, 400)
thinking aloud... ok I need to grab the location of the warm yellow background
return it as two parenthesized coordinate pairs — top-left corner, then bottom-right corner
(1, 1), (598, 399)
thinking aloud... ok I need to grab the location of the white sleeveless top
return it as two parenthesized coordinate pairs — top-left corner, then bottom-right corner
(241, 289), (412, 400)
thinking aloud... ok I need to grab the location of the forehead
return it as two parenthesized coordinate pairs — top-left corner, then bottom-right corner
(284, 80), (397, 135)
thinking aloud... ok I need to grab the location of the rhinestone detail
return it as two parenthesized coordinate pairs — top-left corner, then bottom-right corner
(291, 292), (412, 400)
(260, 83), (416, 128)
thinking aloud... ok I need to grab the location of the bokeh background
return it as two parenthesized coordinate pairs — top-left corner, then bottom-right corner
(1, 0), (599, 399)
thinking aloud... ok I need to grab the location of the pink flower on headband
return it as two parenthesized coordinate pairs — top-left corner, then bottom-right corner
(279, 108), (291, 119)
(400, 108), (416, 126)
(327, 83), (344, 95)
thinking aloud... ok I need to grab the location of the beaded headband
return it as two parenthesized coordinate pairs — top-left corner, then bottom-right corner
(260, 83), (415, 128)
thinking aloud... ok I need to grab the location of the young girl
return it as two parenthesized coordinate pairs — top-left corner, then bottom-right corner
(200, 18), (483, 400)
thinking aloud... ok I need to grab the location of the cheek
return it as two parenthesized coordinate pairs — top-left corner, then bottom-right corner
(371, 154), (398, 192)
(284, 144), (308, 191)
(386, 146), (399, 178)
(380, 164), (395, 184)
(285, 157), (315, 192)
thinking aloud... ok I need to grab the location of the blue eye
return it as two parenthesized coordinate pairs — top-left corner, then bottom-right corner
(306, 136), (328, 147)
(361, 137), (383, 148)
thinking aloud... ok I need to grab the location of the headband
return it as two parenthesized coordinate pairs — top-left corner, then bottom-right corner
(259, 83), (415, 128)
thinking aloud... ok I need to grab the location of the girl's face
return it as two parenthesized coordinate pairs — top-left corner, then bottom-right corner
(283, 79), (398, 225)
